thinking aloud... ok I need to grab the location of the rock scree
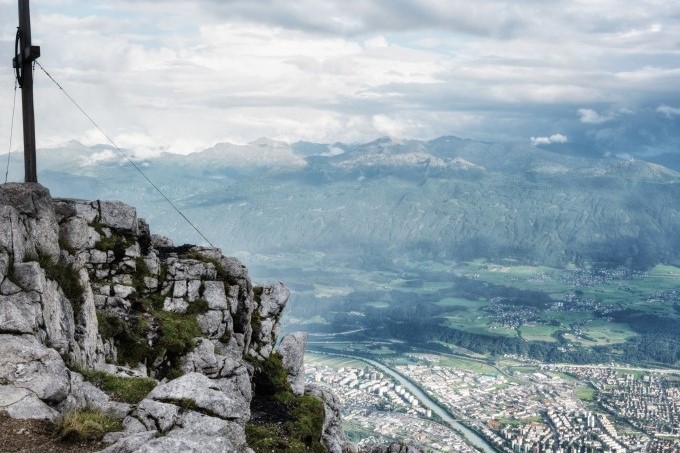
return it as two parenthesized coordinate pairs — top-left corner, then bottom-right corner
(0, 182), (362, 453)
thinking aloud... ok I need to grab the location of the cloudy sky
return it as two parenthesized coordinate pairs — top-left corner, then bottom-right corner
(1, 0), (679, 157)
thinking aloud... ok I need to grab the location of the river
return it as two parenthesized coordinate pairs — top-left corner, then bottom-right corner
(309, 350), (499, 453)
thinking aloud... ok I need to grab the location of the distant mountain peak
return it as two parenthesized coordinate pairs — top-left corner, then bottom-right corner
(61, 139), (86, 148)
(249, 137), (290, 148)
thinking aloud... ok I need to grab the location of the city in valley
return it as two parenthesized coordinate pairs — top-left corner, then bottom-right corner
(305, 352), (680, 453)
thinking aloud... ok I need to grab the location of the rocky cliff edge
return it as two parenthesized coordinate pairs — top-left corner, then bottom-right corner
(0, 182), (356, 453)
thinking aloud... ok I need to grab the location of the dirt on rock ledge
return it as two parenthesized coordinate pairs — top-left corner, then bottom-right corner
(0, 412), (103, 453)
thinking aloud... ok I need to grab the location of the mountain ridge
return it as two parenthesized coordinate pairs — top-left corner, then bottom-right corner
(3, 136), (680, 269)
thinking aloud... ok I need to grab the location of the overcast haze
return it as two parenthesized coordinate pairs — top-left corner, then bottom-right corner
(1, 0), (679, 157)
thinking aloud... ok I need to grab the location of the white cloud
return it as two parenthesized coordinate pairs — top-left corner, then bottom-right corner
(577, 107), (634, 124)
(81, 149), (117, 166)
(657, 105), (680, 118)
(1, 0), (680, 152)
(578, 108), (612, 124)
(530, 134), (568, 146)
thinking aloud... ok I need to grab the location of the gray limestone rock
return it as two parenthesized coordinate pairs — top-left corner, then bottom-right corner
(109, 405), (252, 452)
(203, 281), (228, 310)
(151, 234), (174, 248)
(179, 410), (246, 437)
(41, 276), (78, 356)
(172, 280), (187, 298)
(306, 384), (357, 453)
(257, 282), (289, 318)
(147, 372), (250, 423)
(90, 249), (108, 264)
(218, 256), (250, 282)
(197, 310), (227, 339)
(0, 292), (40, 334)
(144, 277), (158, 291)
(51, 198), (79, 222)
(0, 252), (9, 280)
(125, 243), (141, 259)
(122, 415), (148, 434)
(249, 282), (289, 360)
(0, 334), (70, 403)
(181, 339), (221, 376)
(135, 399), (181, 433)
(99, 200), (138, 233)
(60, 216), (100, 250)
(0, 183), (60, 262)
(75, 267), (103, 368)
(0, 185), (354, 453)
(53, 198), (99, 223)
(143, 254), (160, 276)
(0, 385), (59, 421)
(0, 206), (27, 262)
(186, 280), (201, 302)
(277, 332), (308, 396)
(128, 432), (250, 453)
(0, 277), (23, 295)
(12, 262), (44, 292)
(163, 297), (189, 313)
(114, 284), (135, 299)
(167, 258), (215, 281)
(99, 432), (158, 453)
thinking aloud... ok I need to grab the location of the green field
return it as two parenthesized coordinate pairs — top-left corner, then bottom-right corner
(519, 325), (559, 342)
(438, 356), (499, 376)
(575, 386), (596, 402)
(273, 253), (680, 367)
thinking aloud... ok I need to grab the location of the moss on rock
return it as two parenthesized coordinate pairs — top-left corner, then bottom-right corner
(246, 353), (326, 453)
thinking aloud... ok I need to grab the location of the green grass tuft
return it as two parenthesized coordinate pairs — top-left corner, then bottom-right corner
(186, 298), (210, 315)
(131, 257), (150, 293)
(78, 368), (157, 404)
(55, 409), (122, 442)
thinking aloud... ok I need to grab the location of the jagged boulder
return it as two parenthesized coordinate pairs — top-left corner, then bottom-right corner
(145, 372), (250, 423)
(305, 384), (357, 453)
(0, 385), (58, 421)
(0, 334), (70, 421)
(105, 371), (253, 453)
(0, 291), (41, 334)
(277, 332), (308, 396)
(249, 282), (289, 360)
(0, 183), (60, 263)
(0, 334), (70, 402)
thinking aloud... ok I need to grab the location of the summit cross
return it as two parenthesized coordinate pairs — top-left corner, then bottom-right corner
(12, 0), (41, 183)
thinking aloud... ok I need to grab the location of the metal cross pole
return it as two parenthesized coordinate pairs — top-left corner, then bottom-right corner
(12, 0), (40, 183)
